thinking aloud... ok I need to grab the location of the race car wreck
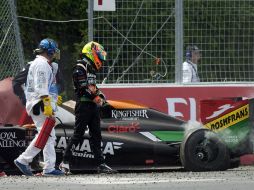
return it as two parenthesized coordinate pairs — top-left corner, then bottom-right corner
(0, 100), (253, 174)
(0, 78), (253, 174)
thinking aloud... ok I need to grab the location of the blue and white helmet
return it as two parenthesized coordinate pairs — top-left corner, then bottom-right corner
(34, 38), (59, 57)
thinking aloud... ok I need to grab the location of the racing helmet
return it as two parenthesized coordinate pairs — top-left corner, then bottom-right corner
(34, 38), (60, 58)
(81, 41), (107, 70)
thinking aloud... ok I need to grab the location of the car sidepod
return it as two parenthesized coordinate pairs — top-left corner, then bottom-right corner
(54, 102), (187, 171)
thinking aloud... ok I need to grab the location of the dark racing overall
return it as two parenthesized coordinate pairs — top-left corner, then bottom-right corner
(60, 41), (115, 174)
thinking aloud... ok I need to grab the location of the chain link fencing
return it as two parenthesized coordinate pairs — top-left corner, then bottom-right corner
(2, 0), (254, 84)
(0, 0), (24, 80)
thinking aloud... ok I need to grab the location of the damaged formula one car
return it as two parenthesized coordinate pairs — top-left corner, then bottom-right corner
(0, 97), (253, 174)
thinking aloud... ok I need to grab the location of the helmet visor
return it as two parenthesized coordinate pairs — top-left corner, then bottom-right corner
(97, 51), (107, 62)
(95, 44), (107, 62)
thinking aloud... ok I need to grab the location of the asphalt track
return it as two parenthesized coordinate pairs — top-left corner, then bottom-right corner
(1, 166), (254, 190)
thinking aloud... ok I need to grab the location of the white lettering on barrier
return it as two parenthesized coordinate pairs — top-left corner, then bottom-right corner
(166, 98), (197, 121)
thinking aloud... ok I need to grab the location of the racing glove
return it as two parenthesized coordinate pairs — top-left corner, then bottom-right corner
(87, 84), (97, 94)
(93, 95), (104, 106)
(57, 95), (63, 105)
(42, 97), (53, 117)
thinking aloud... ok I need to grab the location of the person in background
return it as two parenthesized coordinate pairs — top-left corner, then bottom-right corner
(12, 62), (32, 106)
(59, 41), (116, 174)
(182, 45), (201, 83)
(14, 38), (64, 176)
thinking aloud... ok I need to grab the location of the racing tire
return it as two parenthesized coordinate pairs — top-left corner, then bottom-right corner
(180, 128), (230, 171)
(229, 157), (240, 169)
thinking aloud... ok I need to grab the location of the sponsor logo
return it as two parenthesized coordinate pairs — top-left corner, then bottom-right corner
(205, 104), (249, 131)
(87, 73), (96, 84)
(224, 135), (239, 143)
(111, 110), (148, 120)
(0, 132), (26, 148)
(145, 159), (154, 164)
(38, 71), (46, 83)
(108, 122), (140, 133)
(56, 137), (123, 158)
(206, 104), (234, 119)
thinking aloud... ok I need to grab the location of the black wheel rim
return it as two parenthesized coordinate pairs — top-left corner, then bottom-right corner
(195, 139), (219, 163)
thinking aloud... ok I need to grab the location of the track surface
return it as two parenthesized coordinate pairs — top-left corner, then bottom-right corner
(1, 166), (254, 190)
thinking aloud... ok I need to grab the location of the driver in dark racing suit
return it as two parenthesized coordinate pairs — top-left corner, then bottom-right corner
(59, 41), (115, 174)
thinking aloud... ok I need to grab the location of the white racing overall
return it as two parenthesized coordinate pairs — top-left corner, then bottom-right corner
(16, 55), (57, 173)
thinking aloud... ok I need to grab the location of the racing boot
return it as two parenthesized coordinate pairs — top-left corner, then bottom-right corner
(14, 159), (33, 176)
(59, 161), (71, 175)
(43, 169), (65, 176)
(97, 163), (117, 174)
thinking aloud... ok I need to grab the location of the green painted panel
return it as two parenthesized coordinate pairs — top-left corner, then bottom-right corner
(217, 119), (251, 149)
(151, 131), (184, 142)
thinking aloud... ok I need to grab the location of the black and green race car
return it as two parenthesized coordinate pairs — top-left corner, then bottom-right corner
(0, 98), (253, 174)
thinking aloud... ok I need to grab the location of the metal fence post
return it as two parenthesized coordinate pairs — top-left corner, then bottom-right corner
(175, 0), (183, 84)
(88, 0), (94, 41)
